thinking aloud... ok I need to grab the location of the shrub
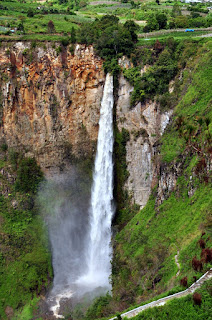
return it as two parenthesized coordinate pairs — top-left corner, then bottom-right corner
(198, 239), (205, 249)
(15, 157), (43, 193)
(180, 276), (188, 287)
(192, 256), (203, 272)
(61, 38), (69, 46)
(47, 20), (55, 33)
(1, 143), (8, 152)
(193, 292), (202, 305)
(9, 150), (19, 169)
(201, 248), (212, 263)
(27, 9), (34, 17)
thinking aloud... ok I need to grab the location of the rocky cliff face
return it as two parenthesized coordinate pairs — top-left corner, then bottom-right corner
(116, 70), (172, 208)
(0, 43), (172, 206)
(0, 42), (105, 174)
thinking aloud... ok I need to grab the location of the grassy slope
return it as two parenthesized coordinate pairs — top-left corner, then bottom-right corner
(111, 38), (212, 313)
(0, 154), (52, 319)
(129, 279), (212, 320)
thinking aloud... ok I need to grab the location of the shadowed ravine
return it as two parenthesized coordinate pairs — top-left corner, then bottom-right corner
(39, 74), (114, 318)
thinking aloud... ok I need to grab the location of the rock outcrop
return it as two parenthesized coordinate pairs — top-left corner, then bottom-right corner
(116, 73), (172, 208)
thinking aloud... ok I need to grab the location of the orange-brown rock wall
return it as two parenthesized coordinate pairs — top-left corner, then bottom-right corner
(0, 42), (105, 174)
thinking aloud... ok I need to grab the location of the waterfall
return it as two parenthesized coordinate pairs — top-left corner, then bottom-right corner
(80, 73), (114, 288)
(44, 73), (114, 318)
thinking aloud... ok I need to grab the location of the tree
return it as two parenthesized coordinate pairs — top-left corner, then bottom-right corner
(124, 20), (139, 42)
(174, 16), (188, 28)
(193, 293), (202, 306)
(156, 12), (167, 30)
(143, 15), (159, 33)
(47, 20), (55, 33)
(172, 3), (182, 17)
(71, 27), (76, 43)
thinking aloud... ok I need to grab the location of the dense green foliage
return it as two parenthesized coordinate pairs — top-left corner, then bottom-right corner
(113, 128), (130, 211)
(124, 38), (178, 105)
(131, 279), (212, 320)
(0, 0), (211, 44)
(85, 293), (113, 320)
(77, 15), (138, 71)
(0, 152), (52, 319)
(143, 9), (212, 32)
(15, 157), (44, 193)
(161, 39), (212, 162)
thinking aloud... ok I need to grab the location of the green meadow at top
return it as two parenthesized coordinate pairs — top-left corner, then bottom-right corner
(0, 0), (211, 41)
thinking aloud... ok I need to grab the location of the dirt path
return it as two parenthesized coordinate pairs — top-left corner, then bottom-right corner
(109, 269), (212, 319)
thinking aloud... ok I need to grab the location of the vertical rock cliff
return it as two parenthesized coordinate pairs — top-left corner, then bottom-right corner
(0, 43), (172, 206)
(0, 42), (105, 174)
(116, 68), (172, 208)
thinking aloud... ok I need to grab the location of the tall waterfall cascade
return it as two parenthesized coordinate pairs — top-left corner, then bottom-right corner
(79, 73), (114, 288)
(46, 73), (114, 318)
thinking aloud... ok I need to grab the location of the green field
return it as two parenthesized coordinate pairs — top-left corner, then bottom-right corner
(0, 0), (211, 41)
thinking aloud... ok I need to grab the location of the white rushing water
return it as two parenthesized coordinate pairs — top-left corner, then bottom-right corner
(46, 73), (114, 318)
(77, 73), (114, 288)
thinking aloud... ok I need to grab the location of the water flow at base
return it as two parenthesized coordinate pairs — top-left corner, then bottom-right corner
(40, 73), (114, 318)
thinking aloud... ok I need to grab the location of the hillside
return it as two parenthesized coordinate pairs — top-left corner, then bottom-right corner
(82, 38), (212, 319)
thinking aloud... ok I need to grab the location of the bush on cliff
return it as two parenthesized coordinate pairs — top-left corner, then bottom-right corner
(124, 38), (178, 105)
(15, 157), (44, 193)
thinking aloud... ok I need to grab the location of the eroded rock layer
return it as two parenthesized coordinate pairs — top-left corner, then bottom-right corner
(0, 42), (105, 174)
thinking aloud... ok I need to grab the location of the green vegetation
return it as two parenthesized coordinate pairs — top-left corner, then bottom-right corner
(15, 157), (44, 193)
(0, 0), (211, 43)
(113, 126), (140, 228)
(85, 293), (113, 320)
(82, 37), (212, 319)
(0, 151), (52, 319)
(109, 37), (212, 315)
(123, 37), (179, 105)
(112, 184), (212, 302)
(77, 15), (138, 72)
(113, 128), (130, 210)
(161, 39), (212, 162)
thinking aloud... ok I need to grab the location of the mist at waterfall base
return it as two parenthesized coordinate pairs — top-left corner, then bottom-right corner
(38, 74), (114, 318)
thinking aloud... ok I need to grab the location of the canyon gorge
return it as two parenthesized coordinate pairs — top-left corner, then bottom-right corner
(0, 38), (211, 320)
(0, 42), (172, 207)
